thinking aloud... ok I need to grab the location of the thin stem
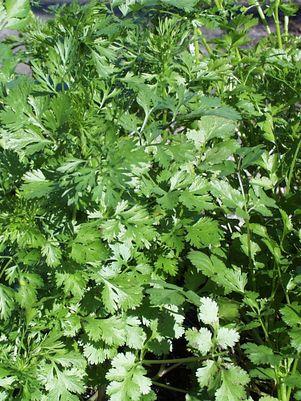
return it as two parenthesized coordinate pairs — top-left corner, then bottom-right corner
(246, 219), (254, 288)
(152, 381), (187, 394)
(72, 206), (77, 223)
(286, 134), (301, 195)
(276, 261), (291, 305)
(194, 24), (213, 55)
(237, 171), (255, 289)
(155, 362), (182, 378)
(254, 1), (271, 35)
(193, 26), (200, 65)
(258, 315), (270, 343)
(153, 364), (166, 379)
(0, 257), (14, 280)
(108, 0), (114, 14)
(199, 29), (213, 55)
(143, 356), (204, 365)
(284, 15), (289, 42)
(287, 358), (299, 400)
(143, 353), (225, 366)
(139, 107), (154, 145)
(273, 0), (283, 49)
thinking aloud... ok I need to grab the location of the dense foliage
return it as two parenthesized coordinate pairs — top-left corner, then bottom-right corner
(0, 1), (300, 400)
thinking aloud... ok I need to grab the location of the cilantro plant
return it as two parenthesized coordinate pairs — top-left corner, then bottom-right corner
(0, 1), (300, 401)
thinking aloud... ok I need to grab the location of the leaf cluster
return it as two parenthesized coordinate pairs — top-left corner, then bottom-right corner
(0, 1), (300, 401)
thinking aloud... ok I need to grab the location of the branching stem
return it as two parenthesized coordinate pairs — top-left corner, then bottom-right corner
(152, 381), (187, 394)
(143, 356), (203, 365)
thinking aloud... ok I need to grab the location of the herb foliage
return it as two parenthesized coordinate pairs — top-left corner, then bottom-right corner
(0, 1), (300, 400)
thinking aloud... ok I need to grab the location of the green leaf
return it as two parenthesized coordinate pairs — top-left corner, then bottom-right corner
(242, 343), (281, 366)
(196, 360), (218, 390)
(215, 365), (249, 401)
(0, 284), (14, 319)
(155, 256), (178, 276)
(281, 304), (301, 327)
(106, 353), (152, 401)
(217, 327), (240, 349)
(125, 317), (147, 349)
(84, 317), (125, 346)
(147, 287), (185, 306)
(196, 116), (237, 143)
(61, 315), (81, 337)
(56, 272), (87, 300)
(239, 146), (265, 169)
(179, 191), (214, 211)
(0, 2), (299, 400)
(21, 170), (54, 199)
(15, 273), (43, 309)
(210, 180), (245, 210)
(83, 343), (116, 365)
(100, 271), (144, 313)
(161, 0), (199, 10)
(289, 328), (301, 352)
(41, 240), (62, 267)
(44, 367), (85, 399)
(1, 0), (30, 29)
(70, 223), (109, 264)
(5, 0), (29, 18)
(188, 251), (247, 294)
(186, 327), (212, 355)
(284, 373), (301, 389)
(186, 217), (221, 249)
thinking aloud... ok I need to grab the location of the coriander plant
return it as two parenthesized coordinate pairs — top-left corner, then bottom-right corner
(0, 1), (300, 401)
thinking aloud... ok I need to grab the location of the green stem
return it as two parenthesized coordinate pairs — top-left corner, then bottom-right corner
(279, 382), (288, 401)
(273, 0), (283, 49)
(284, 15), (289, 42)
(202, 36), (213, 55)
(255, 1), (271, 35)
(0, 257), (14, 280)
(139, 105), (155, 145)
(214, 0), (224, 11)
(193, 26), (200, 64)
(276, 261), (291, 305)
(258, 316), (270, 343)
(152, 381), (187, 394)
(246, 218), (255, 289)
(287, 358), (299, 400)
(286, 135), (301, 196)
(72, 206), (77, 222)
(237, 172), (254, 289)
(195, 26), (213, 55)
(156, 362), (182, 378)
(108, 0), (114, 14)
(143, 356), (203, 365)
